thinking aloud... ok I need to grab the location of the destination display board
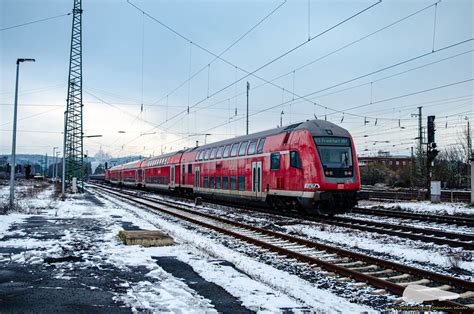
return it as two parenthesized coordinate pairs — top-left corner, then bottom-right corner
(314, 137), (350, 146)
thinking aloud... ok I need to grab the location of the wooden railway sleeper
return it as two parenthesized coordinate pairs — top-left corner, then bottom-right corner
(398, 279), (430, 286)
(362, 269), (394, 275)
(379, 273), (411, 281)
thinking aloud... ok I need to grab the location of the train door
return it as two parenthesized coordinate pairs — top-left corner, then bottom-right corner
(135, 170), (138, 185)
(142, 169), (145, 185)
(182, 165), (185, 186)
(170, 165), (175, 188)
(252, 161), (262, 198)
(194, 166), (200, 188)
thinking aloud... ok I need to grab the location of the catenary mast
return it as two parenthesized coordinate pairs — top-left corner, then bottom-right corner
(64, 0), (84, 191)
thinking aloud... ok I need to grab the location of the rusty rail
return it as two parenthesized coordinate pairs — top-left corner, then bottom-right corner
(90, 184), (473, 311)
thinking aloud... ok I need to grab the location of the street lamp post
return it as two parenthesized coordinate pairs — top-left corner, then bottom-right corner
(9, 58), (35, 209)
(52, 147), (58, 180)
(55, 151), (60, 182)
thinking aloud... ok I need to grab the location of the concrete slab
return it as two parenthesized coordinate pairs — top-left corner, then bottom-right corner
(118, 230), (174, 247)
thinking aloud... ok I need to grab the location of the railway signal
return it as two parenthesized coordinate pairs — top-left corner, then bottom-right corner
(426, 115), (439, 200)
(427, 115), (435, 144)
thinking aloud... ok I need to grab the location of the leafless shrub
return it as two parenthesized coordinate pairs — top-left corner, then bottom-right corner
(446, 249), (472, 270)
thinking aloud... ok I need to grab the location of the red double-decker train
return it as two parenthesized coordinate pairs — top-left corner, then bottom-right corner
(105, 119), (361, 215)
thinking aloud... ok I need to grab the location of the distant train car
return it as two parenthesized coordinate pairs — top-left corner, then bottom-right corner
(105, 119), (361, 215)
(141, 151), (183, 191)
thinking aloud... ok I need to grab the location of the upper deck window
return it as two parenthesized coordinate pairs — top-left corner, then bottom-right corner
(230, 143), (239, 157)
(204, 149), (211, 160)
(216, 146), (224, 159)
(247, 140), (257, 155)
(210, 147), (217, 160)
(223, 145), (231, 158)
(257, 138), (265, 153)
(238, 141), (248, 156)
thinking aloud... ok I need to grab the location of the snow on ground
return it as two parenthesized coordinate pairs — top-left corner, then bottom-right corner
(283, 223), (473, 277)
(0, 182), (374, 313)
(106, 186), (473, 281)
(340, 212), (473, 235)
(359, 200), (473, 216)
(93, 190), (374, 313)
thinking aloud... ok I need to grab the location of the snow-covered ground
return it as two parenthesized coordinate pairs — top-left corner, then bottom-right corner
(0, 183), (373, 313)
(359, 200), (473, 216)
(117, 188), (473, 281)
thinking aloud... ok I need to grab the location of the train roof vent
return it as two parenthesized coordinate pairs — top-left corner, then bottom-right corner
(283, 122), (302, 131)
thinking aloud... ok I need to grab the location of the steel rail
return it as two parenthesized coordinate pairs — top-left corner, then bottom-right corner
(92, 182), (474, 249)
(354, 207), (474, 228)
(90, 184), (473, 310)
(319, 216), (474, 250)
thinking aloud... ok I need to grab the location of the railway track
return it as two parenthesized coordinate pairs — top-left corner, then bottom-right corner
(89, 184), (474, 310)
(361, 189), (471, 203)
(319, 216), (474, 250)
(354, 207), (474, 228)
(92, 182), (474, 250)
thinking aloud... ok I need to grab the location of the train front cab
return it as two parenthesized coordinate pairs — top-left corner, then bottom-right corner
(296, 121), (360, 215)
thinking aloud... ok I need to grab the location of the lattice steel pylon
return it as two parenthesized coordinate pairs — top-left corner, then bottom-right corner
(64, 0), (84, 191)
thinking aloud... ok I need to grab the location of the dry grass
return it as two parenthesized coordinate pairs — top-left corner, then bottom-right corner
(0, 179), (53, 214)
(445, 249), (472, 271)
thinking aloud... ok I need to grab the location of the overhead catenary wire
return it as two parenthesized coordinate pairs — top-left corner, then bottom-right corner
(117, 0), (380, 153)
(0, 12), (71, 32)
(157, 1), (461, 130)
(128, 0), (381, 129)
(142, 82), (474, 153)
(185, 0), (441, 117)
(135, 0), (288, 110)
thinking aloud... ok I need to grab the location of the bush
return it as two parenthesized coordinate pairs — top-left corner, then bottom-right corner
(360, 163), (396, 186)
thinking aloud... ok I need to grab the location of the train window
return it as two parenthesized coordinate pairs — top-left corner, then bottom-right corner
(238, 176), (245, 191)
(204, 149), (211, 160)
(222, 176), (229, 189)
(216, 176), (221, 189)
(216, 146), (224, 159)
(230, 176), (237, 190)
(209, 176), (214, 189)
(257, 138), (265, 153)
(230, 143), (239, 157)
(238, 141), (248, 156)
(290, 151), (302, 169)
(198, 150), (204, 161)
(203, 176), (209, 188)
(210, 147), (217, 160)
(188, 164), (192, 173)
(223, 145), (231, 158)
(247, 140), (257, 155)
(270, 152), (280, 170)
(195, 152), (200, 161)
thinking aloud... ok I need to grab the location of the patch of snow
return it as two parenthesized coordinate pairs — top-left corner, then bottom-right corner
(359, 200), (473, 216)
(94, 190), (374, 313)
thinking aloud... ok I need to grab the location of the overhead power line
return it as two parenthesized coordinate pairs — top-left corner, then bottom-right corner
(154, 2), (461, 132)
(179, 0), (443, 120)
(0, 12), (71, 31)
(141, 0), (287, 110)
(125, 0), (381, 143)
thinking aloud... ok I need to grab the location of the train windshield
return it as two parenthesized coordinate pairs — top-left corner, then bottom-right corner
(314, 137), (353, 175)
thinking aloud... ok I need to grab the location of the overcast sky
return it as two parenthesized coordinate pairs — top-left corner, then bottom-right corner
(1, 0), (472, 158)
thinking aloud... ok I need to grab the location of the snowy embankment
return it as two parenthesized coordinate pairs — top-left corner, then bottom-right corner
(126, 189), (474, 281)
(359, 200), (473, 216)
(0, 183), (373, 313)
